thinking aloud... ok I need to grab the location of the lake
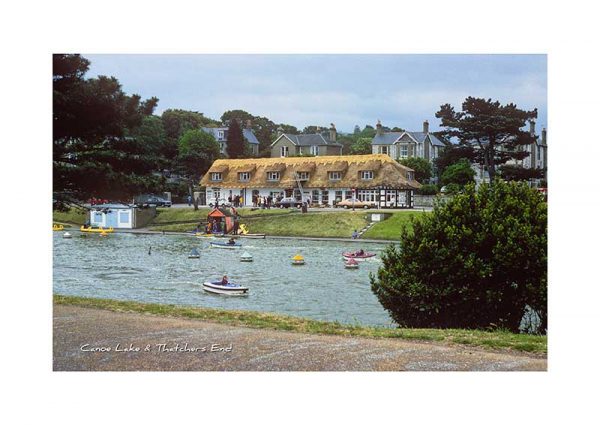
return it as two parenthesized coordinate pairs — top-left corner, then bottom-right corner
(53, 232), (396, 327)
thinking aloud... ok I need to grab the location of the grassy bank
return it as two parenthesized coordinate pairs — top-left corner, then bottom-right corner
(362, 211), (424, 240)
(53, 209), (87, 226)
(242, 211), (368, 238)
(54, 295), (547, 354)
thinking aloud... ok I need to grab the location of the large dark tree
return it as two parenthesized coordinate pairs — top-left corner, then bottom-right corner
(434, 143), (476, 177)
(371, 180), (547, 333)
(436, 97), (538, 182)
(177, 129), (220, 203)
(499, 164), (545, 182)
(53, 54), (160, 208)
(225, 118), (247, 158)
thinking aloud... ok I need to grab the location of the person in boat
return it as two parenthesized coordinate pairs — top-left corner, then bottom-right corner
(356, 249), (365, 256)
(221, 275), (229, 285)
(227, 237), (236, 245)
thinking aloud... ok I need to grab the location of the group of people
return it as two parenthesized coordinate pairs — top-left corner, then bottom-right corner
(227, 195), (244, 208)
(251, 195), (274, 209)
(205, 218), (223, 234)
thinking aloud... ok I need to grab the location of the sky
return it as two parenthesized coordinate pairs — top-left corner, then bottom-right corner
(85, 54), (547, 134)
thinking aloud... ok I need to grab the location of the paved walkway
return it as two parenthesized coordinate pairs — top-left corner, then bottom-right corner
(53, 305), (546, 371)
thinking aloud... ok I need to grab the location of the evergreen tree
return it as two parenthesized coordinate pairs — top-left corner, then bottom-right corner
(436, 97), (537, 182)
(226, 119), (247, 158)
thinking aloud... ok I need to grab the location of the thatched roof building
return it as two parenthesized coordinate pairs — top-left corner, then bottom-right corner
(200, 154), (420, 190)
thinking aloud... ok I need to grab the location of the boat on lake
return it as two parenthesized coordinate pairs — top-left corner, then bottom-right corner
(210, 241), (242, 249)
(62, 231), (72, 239)
(80, 225), (114, 233)
(188, 248), (201, 259)
(292, 254), (305, 265)
(344, 258), (359, 269)
(342, 250), (376, 261)
(53, 224), (64, 231)
(202, 281), (249, 296)
(239, 233), (266, 239)
(240, 252), (253, 262)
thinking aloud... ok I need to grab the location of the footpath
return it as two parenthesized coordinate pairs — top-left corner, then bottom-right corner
(54, 304), (547, 371)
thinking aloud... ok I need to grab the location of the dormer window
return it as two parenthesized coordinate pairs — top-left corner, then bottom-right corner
(267, 171), (280, 181)
(211, 172), (222, 181)
(329, 171), (341, 181)
(360, 170), (373, 180)
(407, 171), (414, 181)
(296, 172), (309, 181)
(239, 172), (250, 182)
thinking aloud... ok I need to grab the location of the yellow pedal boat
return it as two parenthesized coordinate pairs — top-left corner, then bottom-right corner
(53, 224), (64, 231)
(80, 226), (114, 233)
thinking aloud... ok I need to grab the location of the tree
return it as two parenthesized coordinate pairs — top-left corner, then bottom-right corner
(161, 109), (218, 164)
(434, 143), (476, 177)
(127, 115), (168, 170)
(350, 137), (372, 155)
(436, 97), (537, 182)
(177, 129), (220, 203)
(371, 180), (547, 333)
(226, 119), (247, 158)
(399, 157), (432, 183)
(302, 125), (326, 134)
(353, 125), (361, 134)
(53, 54), (161, 208)
(499, 165), (545, 182)
(440, 158), (475, 187)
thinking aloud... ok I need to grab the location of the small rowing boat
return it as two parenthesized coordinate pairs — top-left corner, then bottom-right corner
(342, 251), (376, 261)
(239, 233), (266, 239)
(209, 241), (242, 249)
(240, 252), (253, 262)
(188, 248), (201, 259)
(202, 281), (249, 296)
(344, 258), (359, 269)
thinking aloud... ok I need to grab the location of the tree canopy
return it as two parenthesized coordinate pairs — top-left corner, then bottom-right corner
(53, 54), (161, 208)
(440, 158), (476, 187)
(499, 164), (545, 182)
(436, 97), (537, 181)
(399, 157), (432, 183)
(225, 119), (247, 158)
(177, 129), (221, 185)
(371, 180), (547, 333)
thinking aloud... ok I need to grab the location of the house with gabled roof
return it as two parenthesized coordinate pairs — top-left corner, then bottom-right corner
(371, 120), (446, 163)
(270, 123), (343, 157)
(199, 154), (421, 208)
(201, 119), (260, 156)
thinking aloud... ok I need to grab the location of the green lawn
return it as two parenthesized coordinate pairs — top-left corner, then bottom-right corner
(242, 211), (368, 238)
(362, 211), (427, 240)
(52, 208), (87, 226)
(54, 295), (547, 354)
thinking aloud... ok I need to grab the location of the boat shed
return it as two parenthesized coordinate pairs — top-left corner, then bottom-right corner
(88, 203), (156, 229)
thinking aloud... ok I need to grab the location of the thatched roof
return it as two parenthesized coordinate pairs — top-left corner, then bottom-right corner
(211, 164), (229, 173)
(200, 154), (421, 190)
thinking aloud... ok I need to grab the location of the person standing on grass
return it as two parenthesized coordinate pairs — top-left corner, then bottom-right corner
(187, 195), (192, 206)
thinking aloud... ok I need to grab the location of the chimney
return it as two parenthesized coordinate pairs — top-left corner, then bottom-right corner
(376, 119), (383, 136)
(329, 123), (337, 142)
(542, 127), (547, 145)
(423, 120), (429, 134)
(529, 120), (536, 137)
(246, 119), (252, 129)
(277, 126), (283, 138)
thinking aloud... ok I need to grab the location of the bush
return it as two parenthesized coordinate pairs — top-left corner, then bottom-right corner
(399, 157), (432, 183)
(371, 180), (547, 333)
(418, 184), (439, 195)
(440, 158), (475, 187)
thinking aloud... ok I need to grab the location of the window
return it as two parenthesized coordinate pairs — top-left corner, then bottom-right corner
(407, 171), (414, 181)
(360, 170), (373, 180)
(239, 172), (250, 182)
(267, 171), (280, 181)
(280, 146), (289, 157)
(399, 145), (408, 159)
(329, 171), (341, 181)
(357, 190), (378, 203)
(211, 172), (222, 181)
(119, 211), (130, 224)
(321, 190), (329, 205)
(378, 146), (389, 155)
(217, 130), (225, 140)
(296, 172), (309, 181)
(310, 145), (319, 156)
(335, 190), (343, 203)
(219, 143), (225, 154)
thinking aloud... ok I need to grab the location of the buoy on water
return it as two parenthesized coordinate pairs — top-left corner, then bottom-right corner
(240, 252), (253, 262)
(62, 232), (72, 239)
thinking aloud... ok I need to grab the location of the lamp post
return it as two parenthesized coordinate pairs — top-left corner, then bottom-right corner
(352, 187), (355, 211)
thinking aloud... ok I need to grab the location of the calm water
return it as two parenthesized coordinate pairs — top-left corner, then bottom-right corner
(53, 232), (396, 327)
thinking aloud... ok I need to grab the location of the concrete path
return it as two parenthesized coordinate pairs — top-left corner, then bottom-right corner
(53, 305), (547, 371)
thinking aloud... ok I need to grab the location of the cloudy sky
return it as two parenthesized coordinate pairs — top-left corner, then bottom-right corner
(85, 54), (547, 134)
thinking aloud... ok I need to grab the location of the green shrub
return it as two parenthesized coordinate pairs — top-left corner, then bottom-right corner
(440, 158), (475, 187)
(418, 184), (439, 195)
(371, 180), (547, 333)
